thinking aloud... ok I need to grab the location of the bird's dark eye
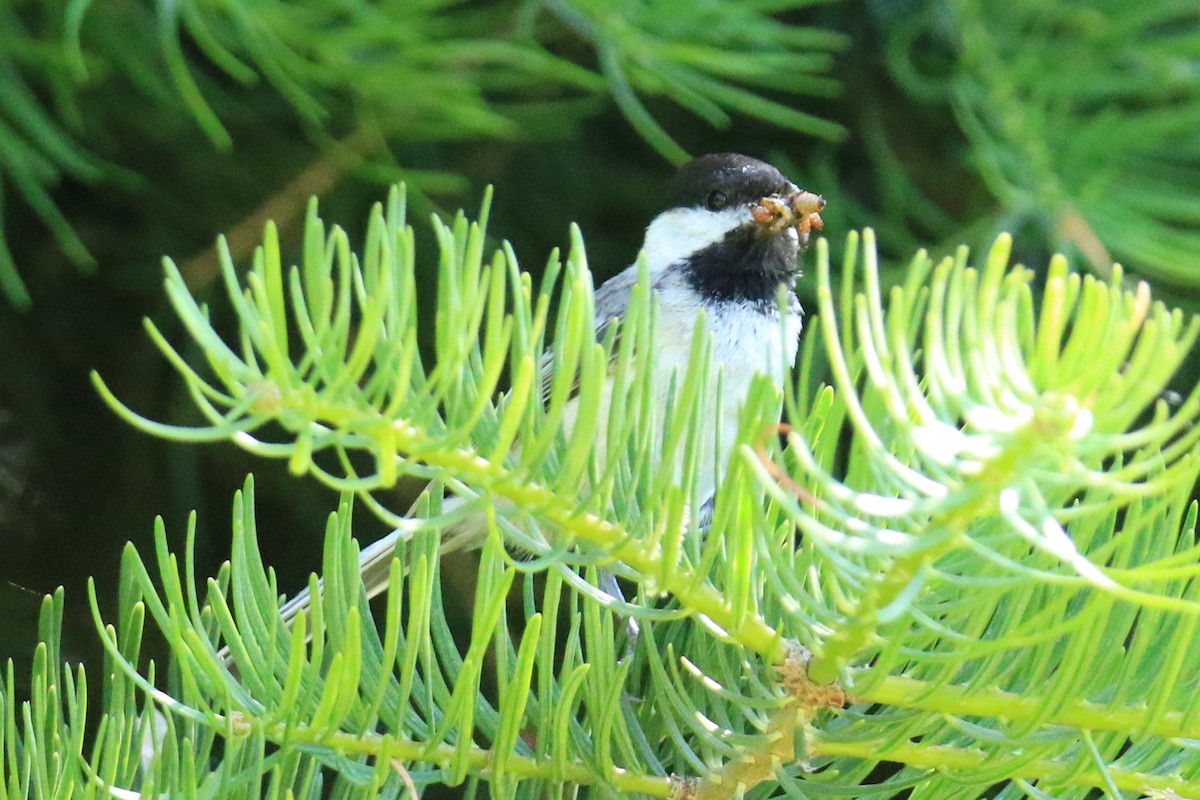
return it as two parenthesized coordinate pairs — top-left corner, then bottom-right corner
(706, 191), (728, 211)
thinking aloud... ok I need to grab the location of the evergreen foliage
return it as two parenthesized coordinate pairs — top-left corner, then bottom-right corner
(6, 187), (1200, 797)
(3, 1), (1200, 798)
(0, 0), (843, 306)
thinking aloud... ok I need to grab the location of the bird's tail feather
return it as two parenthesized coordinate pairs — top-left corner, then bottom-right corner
(276, 493), (489, 626)
(220, 493), (489, 663)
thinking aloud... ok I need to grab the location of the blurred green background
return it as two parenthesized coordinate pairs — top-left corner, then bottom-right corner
(1, 0), (1198, 678)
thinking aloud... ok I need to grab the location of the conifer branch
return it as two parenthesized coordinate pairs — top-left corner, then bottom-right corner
(5, 185), (1199, 798)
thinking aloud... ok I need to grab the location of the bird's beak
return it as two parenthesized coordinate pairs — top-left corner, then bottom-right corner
(749, 190), (826, 243)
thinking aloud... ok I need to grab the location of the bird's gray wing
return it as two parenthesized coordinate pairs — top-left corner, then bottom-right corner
(540, 263), (639, 400)
(592, 263), (641, 324)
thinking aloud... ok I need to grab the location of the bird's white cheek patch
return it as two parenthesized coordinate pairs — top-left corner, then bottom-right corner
(640, 207), (750, 271)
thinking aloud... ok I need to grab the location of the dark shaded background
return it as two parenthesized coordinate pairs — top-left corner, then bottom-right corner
(2, 0), (1198, 685)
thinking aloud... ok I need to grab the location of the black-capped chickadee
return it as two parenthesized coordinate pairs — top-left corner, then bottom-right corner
(275, 153), (823, 625)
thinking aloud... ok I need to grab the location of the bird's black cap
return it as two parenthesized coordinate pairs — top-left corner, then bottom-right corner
(661, 153), (796, 212)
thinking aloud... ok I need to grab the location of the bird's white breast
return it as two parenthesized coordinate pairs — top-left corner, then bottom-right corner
(656, 276), (800, 492)
(564, 270), (801, 506)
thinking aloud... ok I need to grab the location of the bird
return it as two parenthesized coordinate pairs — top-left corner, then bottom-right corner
(272, 152), (823, 628)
